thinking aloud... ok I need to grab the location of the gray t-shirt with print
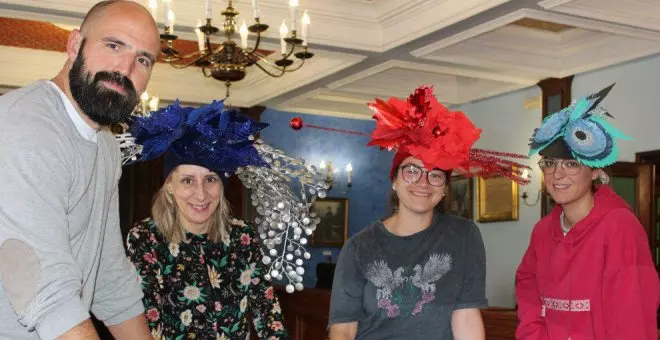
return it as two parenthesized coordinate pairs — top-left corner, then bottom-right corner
(328, 213), (487, 339)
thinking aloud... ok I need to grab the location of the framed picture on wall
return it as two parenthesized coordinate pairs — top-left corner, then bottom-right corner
(477, 175), (519, 223)
(446, 175), (473, 220)
(310, 197), (349, 247)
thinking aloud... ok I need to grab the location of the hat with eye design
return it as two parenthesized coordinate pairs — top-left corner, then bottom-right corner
(528, 83), (633, 168)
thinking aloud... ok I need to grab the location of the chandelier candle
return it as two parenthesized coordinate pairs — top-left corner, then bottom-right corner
(206, 0), (212, 19)
(251, 0), (260, 18)
(195, 20), (205, 51)
(163, 0), (171, 27)
(289, 0), (298, 32)
(301, 10), (310, 46)
(148, 0), (158, 20)
(279, 20), (288, 54)
(239, 21), (248, 49)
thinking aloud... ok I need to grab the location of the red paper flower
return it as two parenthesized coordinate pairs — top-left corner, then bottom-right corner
(368, 86), (481, 171)
(368, 85), (531, 183)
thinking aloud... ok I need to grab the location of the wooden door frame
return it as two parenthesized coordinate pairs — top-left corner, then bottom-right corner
(537, 76), (574, 217)
(608, 161), (654, 239)
(636, 150), (660, 271)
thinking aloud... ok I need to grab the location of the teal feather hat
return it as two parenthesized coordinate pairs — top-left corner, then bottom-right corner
(528, 84), (633, 168)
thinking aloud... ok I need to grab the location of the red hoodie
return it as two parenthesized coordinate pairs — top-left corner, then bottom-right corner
(516, 185), (660, 340)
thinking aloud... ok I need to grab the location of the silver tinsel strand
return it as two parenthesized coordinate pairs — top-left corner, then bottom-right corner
(235, 140), (328, 293)
(116, 133), (142, 165)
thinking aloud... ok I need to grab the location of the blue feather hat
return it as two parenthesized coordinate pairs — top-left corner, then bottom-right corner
(528, 83), (633, 168)
(129, 99), (269, 177)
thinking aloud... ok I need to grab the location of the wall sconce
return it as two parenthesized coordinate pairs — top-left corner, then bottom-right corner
(319, 160), (352, 193)
(520, 168), (542, 206)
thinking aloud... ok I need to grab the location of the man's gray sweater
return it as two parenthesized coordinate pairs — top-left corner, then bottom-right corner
(0, 80), (144, 339)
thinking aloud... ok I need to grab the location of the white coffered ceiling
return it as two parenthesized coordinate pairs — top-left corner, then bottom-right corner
(1, 0), (659, 119)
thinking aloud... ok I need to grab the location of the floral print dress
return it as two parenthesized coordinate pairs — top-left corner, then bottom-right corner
(127, 218), (287, 340)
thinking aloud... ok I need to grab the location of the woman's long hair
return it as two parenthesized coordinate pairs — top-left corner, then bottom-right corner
(151, 174), (232, 244)
(386, 168), (452, 217)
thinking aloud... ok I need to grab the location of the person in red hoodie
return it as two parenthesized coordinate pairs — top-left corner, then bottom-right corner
(516, 84), (660, 339)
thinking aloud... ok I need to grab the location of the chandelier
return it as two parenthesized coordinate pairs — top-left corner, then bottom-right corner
(150, 0), (313, 98)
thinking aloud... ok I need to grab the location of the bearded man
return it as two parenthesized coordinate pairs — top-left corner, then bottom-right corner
(0, 1), (161, 339)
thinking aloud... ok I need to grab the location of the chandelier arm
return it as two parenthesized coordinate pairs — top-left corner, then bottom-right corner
(281, 58), (306, 73)
(251, 30), (263, 53)
(282, 44), (300, 60)
(209, 43), (226, 54)
(248, 50), (270, 60)
(169, 57), (206, 69)
(252, 61), (287, 78)
(252, 55), (288, 72)
(162, 49), (213, 69)
(178, 50), (206, 60)
(253, 54), (305, 73)
(201, 66), (214, 78)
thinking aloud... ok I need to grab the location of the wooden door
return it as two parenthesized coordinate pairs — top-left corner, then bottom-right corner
(608, 162), (654, 239)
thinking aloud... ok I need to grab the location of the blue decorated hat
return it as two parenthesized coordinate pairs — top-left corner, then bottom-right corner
(129, 100), (269, 178)
(116, 100), (332, 292)
(528, 84), (633, 168)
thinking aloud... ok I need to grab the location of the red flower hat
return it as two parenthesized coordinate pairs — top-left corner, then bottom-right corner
(368, 86), (530, 184)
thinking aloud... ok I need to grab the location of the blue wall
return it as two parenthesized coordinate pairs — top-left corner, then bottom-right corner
(260, 109), (393, 286)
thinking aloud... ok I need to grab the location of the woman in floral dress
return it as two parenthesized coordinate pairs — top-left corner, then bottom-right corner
(125, 101), (287, 339)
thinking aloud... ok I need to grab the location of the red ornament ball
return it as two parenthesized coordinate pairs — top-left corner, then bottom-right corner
(290, 116), (303, 130)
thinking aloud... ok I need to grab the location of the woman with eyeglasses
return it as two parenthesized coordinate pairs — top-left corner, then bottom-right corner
(516, 85), (660, 339)
(328, 86), (530, 340)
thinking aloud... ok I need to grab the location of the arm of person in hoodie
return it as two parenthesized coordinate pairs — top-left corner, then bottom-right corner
(515, 228), (549, 340)
(602, 209), (660, 340)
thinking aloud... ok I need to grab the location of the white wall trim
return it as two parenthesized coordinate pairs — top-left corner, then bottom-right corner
(411, 8), (660, 58)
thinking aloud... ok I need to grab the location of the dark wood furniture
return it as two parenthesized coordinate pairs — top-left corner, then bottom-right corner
(274, 285), (331, 340)
(480, 307), (518, 340)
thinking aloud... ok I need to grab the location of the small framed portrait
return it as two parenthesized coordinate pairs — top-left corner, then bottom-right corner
(446, 176), (473, 220)
(310, 197), (348, 247)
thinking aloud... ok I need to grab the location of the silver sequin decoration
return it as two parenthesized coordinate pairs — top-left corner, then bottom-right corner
(236, 140), (328, 291)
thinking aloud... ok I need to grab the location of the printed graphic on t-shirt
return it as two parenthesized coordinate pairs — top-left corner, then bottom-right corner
(365, 253), (452, 317)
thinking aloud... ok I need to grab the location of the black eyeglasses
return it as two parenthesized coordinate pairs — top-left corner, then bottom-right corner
(398, 164), (447, 187)
(537, 159), (583, 176)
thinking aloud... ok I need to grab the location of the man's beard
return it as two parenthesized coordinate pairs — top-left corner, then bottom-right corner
(69, 40), (139, 127)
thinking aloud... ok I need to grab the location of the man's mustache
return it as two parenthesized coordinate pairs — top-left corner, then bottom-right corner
(93, 71), (136, 97)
